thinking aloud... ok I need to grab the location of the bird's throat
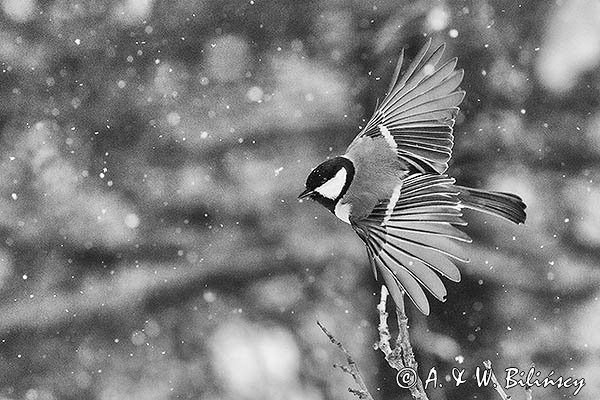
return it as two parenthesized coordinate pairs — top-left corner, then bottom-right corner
(334, 202), (352, 224)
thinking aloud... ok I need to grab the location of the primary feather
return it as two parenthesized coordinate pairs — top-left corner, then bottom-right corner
(352, 174), (470, 315)
(348, 38), (465, 174)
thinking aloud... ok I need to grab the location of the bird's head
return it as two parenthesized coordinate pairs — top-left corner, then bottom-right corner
(298, 157), (355, 212)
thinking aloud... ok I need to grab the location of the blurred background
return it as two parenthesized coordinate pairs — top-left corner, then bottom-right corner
(0, 0), (599, 399)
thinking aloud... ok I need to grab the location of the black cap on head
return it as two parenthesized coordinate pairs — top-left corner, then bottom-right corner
(299, 157), (355, 211)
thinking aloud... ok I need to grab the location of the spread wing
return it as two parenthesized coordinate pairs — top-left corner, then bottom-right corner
(347, 38), (465, 174)
(351, 174), (472, 315)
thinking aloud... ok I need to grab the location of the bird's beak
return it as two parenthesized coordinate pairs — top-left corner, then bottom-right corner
(298, 188), (314, 199)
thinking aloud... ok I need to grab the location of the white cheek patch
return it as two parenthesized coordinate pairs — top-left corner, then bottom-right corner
(314, 168), (347, 200)
(334, 202), (352, 224)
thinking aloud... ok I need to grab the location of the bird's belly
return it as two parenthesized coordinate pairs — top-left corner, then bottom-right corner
(334, 202), (352, 224)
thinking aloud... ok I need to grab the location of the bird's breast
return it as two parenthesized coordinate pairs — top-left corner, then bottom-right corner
(342, 136), (407, 220)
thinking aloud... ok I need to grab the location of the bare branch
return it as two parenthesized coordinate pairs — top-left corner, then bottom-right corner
(375, 285), (393, 357)
(322, 288), (534, 400)
(375, 286), (429, 400)
(317, 321), (375, 400)
(482, 360), (535, 400)
(483, 360), (512, 400)
(525, 363), (535, 400)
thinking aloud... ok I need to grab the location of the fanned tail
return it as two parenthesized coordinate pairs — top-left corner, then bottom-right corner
(455, 185), (527, 224)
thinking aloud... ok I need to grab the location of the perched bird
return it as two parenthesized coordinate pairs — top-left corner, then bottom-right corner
(299, 39), (526, 315)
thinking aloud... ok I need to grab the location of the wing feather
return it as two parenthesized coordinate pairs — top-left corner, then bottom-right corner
(395, 42), (446, 92)
(377, 258), (430, 315)
(393, 38), (434, 89)
(368, 226), (449, 301)
(351, 174), (470, 314)
(381, 62), (461, 117)
(386, 92), (465, 122)
(347, 40), (464, 174)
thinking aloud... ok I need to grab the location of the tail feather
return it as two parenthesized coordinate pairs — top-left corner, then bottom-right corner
(455, 186), (527, 224)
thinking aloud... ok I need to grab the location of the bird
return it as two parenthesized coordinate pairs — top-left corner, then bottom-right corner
(298, 38), (527, 315)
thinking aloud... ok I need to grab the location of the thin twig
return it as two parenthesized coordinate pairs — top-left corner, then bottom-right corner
(375, 285), (394, 357)
(320, 286), (430, 400)
(317, 321), (375, 400)
(483, 360), (512, 400)
(525, 363), (535, 400)
(395, 293), (418, 368)
(376, 286), (429, 400)
(482, 360), (535, 400)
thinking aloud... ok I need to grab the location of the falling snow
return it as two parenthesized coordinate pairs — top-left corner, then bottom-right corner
(0, 1), (596, 400)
